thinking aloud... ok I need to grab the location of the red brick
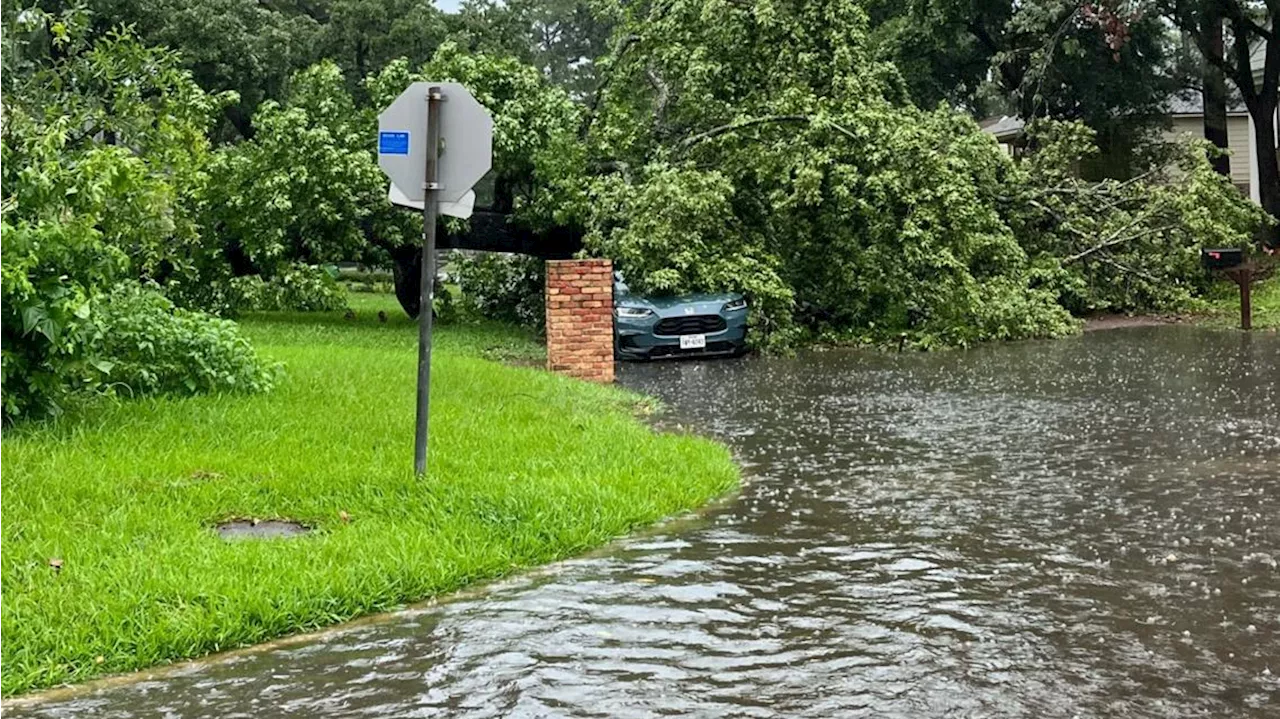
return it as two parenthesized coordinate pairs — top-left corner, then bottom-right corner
(545, 258), (614, 383)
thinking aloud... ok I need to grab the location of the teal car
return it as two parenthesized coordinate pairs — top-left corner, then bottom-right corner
(612, 273), (749, 360)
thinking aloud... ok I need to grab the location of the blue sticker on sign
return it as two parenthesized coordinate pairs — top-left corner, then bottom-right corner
(379, 131), (410, 155)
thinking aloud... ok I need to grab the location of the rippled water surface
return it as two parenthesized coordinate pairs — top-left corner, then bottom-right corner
(11, 327), (1279, 718)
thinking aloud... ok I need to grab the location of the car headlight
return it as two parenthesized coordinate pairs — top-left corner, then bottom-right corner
(722, 298), (748, 312)
(616, 306), (655, 319)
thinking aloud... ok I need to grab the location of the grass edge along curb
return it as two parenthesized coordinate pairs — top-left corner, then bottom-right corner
(0, 295), (739, 696)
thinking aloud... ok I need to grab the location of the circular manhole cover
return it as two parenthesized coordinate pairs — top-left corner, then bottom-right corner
(216, 519), (310, 540)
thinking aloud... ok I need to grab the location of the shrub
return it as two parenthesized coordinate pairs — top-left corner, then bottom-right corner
(1005, 120), (1269, 314)
(1, 218), (125, 421)
(90, 285), (278, 398)
(451, 252), (546, 329)
(1, 15), (226, 420)
(228, 265), (348, 312)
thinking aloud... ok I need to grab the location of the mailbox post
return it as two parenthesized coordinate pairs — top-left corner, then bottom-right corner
(1238, 270), (1253, 331)
(1201, 248), (1268, 331)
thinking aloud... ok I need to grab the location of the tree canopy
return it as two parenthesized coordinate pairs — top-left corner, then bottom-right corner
(1, 0), (1273, 420)
(574, 0), (1264, 344)
(871, 0), (1186, 174)
(581, 0), (1075, 345)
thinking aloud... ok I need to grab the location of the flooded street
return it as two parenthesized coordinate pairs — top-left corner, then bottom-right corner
(12, 326), (1279, 718)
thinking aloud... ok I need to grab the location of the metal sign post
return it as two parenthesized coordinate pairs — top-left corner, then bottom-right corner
(414, 87), (442, 476)
(377, 81), (492, 475)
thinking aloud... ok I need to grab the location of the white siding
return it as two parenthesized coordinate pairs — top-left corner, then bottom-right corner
(1165, 115), (1252, 192)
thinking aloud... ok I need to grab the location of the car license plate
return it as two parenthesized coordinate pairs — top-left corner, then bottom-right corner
(680, 334), (706, 350)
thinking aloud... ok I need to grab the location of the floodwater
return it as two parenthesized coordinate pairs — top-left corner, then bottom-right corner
(10, 327), (1279, 718)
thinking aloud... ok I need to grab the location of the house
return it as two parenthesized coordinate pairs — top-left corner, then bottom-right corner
(981, 89), (1267, 200)
(1167, 93), (1252, 195)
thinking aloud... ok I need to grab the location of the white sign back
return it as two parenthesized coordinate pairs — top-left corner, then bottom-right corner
(388, 184), (475, 219)
(377, 82), (493, 203)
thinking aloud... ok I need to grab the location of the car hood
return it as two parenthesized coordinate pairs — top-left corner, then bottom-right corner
(616, 291), (741, 317)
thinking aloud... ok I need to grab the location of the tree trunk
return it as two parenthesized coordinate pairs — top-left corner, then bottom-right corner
(390, 245), (450, 319)
(1249, 99), (1280, 248)
(1202, 10), (1231, 176)
(386, 213), (584, 317)
(391, 244), (424, 318)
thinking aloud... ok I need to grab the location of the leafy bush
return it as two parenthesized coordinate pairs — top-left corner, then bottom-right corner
(159, 263), (242, 318)
(451, 252), (546, 329)
(0, 218), (125, 421)
(228, 264), (348, 312)
(1, 15), (217, 420)
(91, 285), (278, 398)
(1006, 120), (1270, 314)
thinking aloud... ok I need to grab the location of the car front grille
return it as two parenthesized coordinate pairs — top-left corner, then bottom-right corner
(654, 315), (727, 336)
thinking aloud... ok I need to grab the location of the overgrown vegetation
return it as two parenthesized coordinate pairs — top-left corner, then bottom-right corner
(1006, 120), (1270, 315)
(0, 17), (275, 421)
(0, 296), (738, 695)
(89, 285), (279, 399)
(420, 0), (1268, 348)
(578, 0), (1263, 347)
(4, 0), (1273, 420)
(451, 252), (547, 328)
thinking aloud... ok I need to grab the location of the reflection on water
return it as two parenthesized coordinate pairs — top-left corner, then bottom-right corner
(10, 327), (1279, 718)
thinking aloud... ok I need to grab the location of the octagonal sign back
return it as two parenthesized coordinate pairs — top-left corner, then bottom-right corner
(377, 82), (493, 203)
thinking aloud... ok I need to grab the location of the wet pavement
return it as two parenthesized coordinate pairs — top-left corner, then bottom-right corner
(9, 326), (1279, 717)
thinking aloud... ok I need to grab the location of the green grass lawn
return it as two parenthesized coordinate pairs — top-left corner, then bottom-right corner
(1196, 274), (1280, 330)
(0, 294), (738, 696)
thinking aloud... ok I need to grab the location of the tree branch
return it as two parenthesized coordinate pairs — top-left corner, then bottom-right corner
(1062, 223), (1176, 264)
(646, 65), (671, 136)
(967, 20), (1024, 92)
(675, 114), (857, 154)
(1227, 12), (1259, 103)
(1169, 10), (1244, 94)
(579, 33), (640, 139)
(1260, 13), (1280, 105)
(593, 159), (633, 183)
(1031, 169), (1159, 200)
(1218, 1), (1273, 42)
(1027, 199), (1090, 238)
(1096, 256), (1163, 283)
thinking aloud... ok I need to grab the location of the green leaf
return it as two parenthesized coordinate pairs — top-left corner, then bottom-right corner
(90, 359), (115, 374)
(21, 305), (48, 335)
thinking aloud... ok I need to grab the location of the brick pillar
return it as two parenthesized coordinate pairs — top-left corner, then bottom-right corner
(545, 259), (614, 383)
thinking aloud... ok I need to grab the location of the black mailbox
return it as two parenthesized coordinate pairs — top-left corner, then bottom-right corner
(1201, 247), (1244, 270)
